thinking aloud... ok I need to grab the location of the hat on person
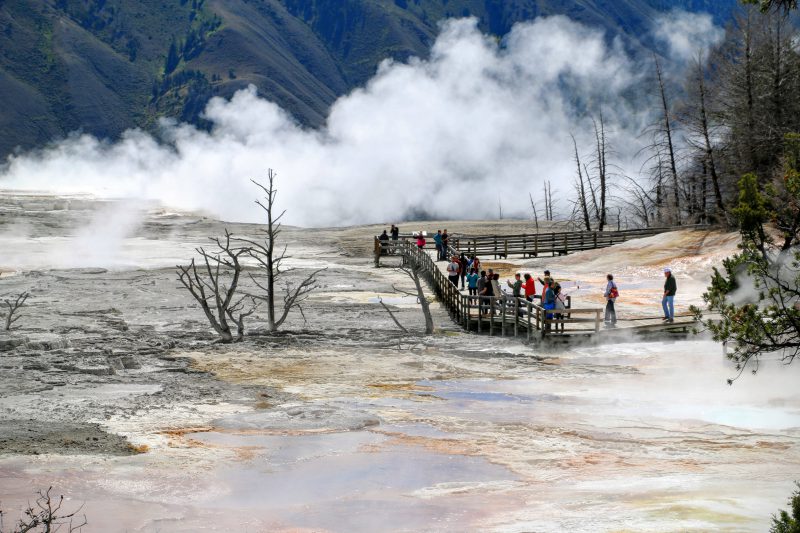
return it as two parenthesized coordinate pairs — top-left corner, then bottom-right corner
(664, 267), (672, 273)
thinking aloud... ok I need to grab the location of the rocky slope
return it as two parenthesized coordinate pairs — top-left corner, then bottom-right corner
(1, 0), (738, 158)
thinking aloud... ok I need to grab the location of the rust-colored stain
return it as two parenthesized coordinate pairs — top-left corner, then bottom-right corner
(366, 430), (476, 456)
(754, 440), (792, 450)
(368, 383), (434, 392)
(366, 382), (439, 400)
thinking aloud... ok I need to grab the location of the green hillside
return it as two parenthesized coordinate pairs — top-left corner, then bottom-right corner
(0, 0), (739, 158)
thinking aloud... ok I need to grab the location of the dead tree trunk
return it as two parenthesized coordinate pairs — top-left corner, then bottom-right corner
(744, 14), (757, 170)
(528, 193), (540, 231)
(572, 134), (592, 231)
(592, 115), (610, 231)
(176, 231), (255, 343)
(694, 60), (725, 220)
(655, 57), (681, 222)
(409, 266), (434, 334)
(240, 170), (324, 332)
(544, 180), (555, 221)
(395, 265), (434, 335)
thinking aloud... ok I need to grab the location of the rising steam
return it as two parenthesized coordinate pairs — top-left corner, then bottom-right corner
(0, 13), (723, 227)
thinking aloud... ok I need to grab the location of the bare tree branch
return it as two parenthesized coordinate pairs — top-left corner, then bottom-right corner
(2, 291), (29, 331)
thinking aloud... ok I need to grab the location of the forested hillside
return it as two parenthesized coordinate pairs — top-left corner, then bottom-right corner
(0, 0), (737, 158)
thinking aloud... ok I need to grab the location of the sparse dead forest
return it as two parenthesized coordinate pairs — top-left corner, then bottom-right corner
(558, 4), (800, 230)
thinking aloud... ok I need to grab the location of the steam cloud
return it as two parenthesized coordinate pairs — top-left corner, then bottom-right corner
(0, 13), (723, 227)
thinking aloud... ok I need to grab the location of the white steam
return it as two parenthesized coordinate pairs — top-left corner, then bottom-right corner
(0, 14), (719, 227)
(652, 10), (725, 64)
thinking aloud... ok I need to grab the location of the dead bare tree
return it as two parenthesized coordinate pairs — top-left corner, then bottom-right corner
(654, 56), (681, 221)
(237, 170), (324, 332)
(543, 180), (555, 221)
(0, 486), (86, 533)
(528, 193), (540, 231)
(176, 230), (256, 343)
(591, 115), (610, 231)
(1, 291), (29, 331)
(393, 265), (434, 335)
(571, 134), (592, 231)
(620, 175), (657, 228)
(679, 55), (726, 223)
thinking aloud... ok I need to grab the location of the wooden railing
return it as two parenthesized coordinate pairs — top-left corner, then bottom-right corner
(451, 226), (693, 258)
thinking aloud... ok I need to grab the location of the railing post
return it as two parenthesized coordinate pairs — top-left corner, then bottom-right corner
(534, 234), (538, 257)
(504, 239), (508, 259)
(593, 231), (597, 249)
(490, 301), (495, 336)
(514, 297), (519, 337)
(501, 296), (507, 337)
(462, 294), (468, 329)
(595, 310), (601, 333)
(526, 301), (532, 341)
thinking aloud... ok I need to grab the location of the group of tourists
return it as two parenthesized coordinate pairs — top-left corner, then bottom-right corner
(603, 267), (678, 325)
(381, 227), (679, 326)
(378, 224), (401, 244)
(443, 256), (678, 327)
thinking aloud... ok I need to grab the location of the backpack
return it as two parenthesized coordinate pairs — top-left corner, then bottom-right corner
(609, 283), (619, 299)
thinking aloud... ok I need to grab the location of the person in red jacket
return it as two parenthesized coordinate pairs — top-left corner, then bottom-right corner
(523, 273), (536, 301)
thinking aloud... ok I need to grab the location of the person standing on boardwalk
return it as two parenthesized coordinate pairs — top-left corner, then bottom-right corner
(491, 273), (502, 314)
(507, 273), (523, 298)
(416, 232), (426, 249)
(662, 268), (676, 322)
(543, 279), (556, 330)
(553, 282), (566, 332)
(523, 273), (536, 302)
(507, 272), (523, 316)
(470, 256), (481, 274)
(479, 270), (492, 316)
(442, 229), (450, 257)
(604, 274), (618, 326)
(433, 230), (444, 261)
(390, 224), (399, 240)
(538, 270), (553, 301)
(378, 229), (389, 254)
(459, 253), (468, 289)
(467, 268), (479, 296)
(447, 255), (460, 286)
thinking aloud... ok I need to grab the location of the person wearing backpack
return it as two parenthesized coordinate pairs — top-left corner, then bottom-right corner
(604, 273), (618, 326)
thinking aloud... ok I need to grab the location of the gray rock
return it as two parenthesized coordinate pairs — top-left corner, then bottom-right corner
(214, 404), (381, 432)
(76, 365), (116, 376)
(23, 334), (69, 351)
(22, 362), (50, 371)
(0, 336), (26, 352)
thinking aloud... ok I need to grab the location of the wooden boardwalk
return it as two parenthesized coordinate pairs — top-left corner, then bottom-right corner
(451, 226), (684, 259)
(375, 230), (699, 342)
